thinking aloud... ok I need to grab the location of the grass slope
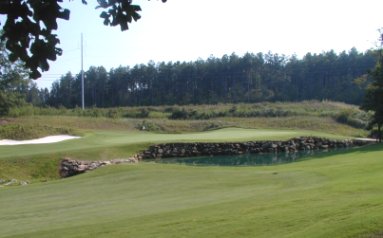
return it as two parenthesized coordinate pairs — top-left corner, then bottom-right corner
(0, 127), (348, 159)
(1, 144), (383, 238)
(3, 111), (368, 138)
(0, 127), (348, 181)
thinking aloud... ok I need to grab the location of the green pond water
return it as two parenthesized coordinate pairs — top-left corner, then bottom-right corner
(152, 148), (348, 166)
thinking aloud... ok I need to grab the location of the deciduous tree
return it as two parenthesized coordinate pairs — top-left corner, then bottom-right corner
(361, 35), (383, 142)
(0, 0), (166, 79)
(0, 37), (30, 115)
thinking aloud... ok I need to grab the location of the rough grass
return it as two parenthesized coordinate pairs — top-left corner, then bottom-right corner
(0, 120), (76, 140)
(3, 113), (368, 138)
(211, 116), (367, 137)
(13, 100), (370, 130)
(27, 100), (364, 118)
(0, 100), (369, 139)
(1, 144), (383, 238)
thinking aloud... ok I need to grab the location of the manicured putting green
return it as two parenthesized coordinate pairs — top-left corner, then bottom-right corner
(0, 127), (345, 159)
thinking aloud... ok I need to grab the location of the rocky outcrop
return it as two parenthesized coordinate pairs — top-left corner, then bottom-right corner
(59, 157), (138, 178)
(59, 137), (372, 178)
(137, 137), (372, 160)
(0, 178), (29, 187)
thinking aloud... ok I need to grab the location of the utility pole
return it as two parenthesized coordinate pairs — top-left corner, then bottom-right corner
(247, 69), (251, 102)
(81, 33), (85, 110)
(379, 32), (383, 65)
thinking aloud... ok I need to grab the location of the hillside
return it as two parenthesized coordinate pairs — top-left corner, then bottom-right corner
(0, 101), (371, 182)
(4, 100), (370, 136)
(0, 100), (382, 237)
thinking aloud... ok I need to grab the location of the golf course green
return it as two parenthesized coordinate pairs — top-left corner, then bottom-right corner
(0, 127), (347, 159)
(0, 126), (382, 237)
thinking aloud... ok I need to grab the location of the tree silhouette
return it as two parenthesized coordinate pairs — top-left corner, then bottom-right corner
(361, 33), (383, 142)
(0, 0), (166, 79)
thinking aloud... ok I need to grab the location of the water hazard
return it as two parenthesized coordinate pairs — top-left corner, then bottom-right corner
(152, 148), (349, 166)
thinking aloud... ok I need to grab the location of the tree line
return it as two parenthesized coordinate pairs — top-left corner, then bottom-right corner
(43, 48), (376, 108)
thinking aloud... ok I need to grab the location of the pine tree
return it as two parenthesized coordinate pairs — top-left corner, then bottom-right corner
(361, 33), (383, 142)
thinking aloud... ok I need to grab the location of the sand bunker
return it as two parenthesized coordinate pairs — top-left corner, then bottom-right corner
(0, 135), (81, 146)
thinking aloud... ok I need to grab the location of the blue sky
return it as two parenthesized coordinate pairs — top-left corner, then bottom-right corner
(37, 0), (383, 88)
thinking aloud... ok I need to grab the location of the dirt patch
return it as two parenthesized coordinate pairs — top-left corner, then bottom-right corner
(0, 119), (9, 125)
(359, 231), (383, 238)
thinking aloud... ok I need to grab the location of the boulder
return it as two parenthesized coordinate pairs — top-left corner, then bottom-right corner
(138, 137), (373, 160)
(59, 157), (138, 178)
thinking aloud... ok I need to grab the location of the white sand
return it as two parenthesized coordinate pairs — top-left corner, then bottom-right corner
(0, 135), (81, 146)
(355, 138), (377, 142)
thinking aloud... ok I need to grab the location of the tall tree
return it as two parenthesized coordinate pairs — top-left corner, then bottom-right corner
(45, 49), (377, 108)
(0, 37), (30, 115)
(361, 35), (383, 142)
(0, 0), (166, 79)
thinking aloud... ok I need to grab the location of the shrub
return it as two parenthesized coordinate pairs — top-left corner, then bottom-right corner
(0, 124), (75, 140)
(169, 108), (190, 119)
(124, 108), (150, 118)
(202, 122), (223, 131)
(137, 108), (150, 118)
(107, 108), (121, 118)
(135, 120), (160, 131)
(7, 105), (34, 117)
(334, 110), (369, 129)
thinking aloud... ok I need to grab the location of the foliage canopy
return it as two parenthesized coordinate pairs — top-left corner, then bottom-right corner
(0, 0), (166, 79)
(361, 46), (383, 142)
(44, 50), (376, 108)
(0, 38), (31, 115)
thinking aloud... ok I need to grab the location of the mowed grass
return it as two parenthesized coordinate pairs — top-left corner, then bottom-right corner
(0, 127), (347, 181)
(1, 144), (383, 238)
(0, 110), (377, 237)
(0, 127), (349, 160)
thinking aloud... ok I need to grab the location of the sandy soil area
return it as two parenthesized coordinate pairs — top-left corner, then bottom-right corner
(0, 135), (81, 146)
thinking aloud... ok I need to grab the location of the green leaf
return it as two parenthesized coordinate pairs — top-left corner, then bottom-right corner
(100, 11), (109, 19)
(58, 9), (70, 20)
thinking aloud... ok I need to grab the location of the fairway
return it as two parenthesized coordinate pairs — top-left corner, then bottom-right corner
(1, 0), (381, 236)
(1, 144), (383, 238)
(0, 127), (344, 159)
(0, 126), (381, 238)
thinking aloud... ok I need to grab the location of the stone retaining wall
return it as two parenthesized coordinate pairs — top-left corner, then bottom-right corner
(59, 157), (138, 178)
(59, 137), (372, 178)
(137, 137), (371, 160)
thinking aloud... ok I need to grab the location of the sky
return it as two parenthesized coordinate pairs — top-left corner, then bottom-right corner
(36, 0), (383, 89)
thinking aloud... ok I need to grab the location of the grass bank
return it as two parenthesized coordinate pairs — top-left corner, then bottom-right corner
(4, 100), (371, 134)
(1, 113), (368, 139)
(0, 127), (348, 182)
(1, 144), (383, 237)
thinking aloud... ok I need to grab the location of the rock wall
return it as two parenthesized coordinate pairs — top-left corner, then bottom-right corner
(59, 157), (138, 178)
(59, 137), (372, 178)
(0, 178), (29, 188)
(137, 137), (371, 159)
